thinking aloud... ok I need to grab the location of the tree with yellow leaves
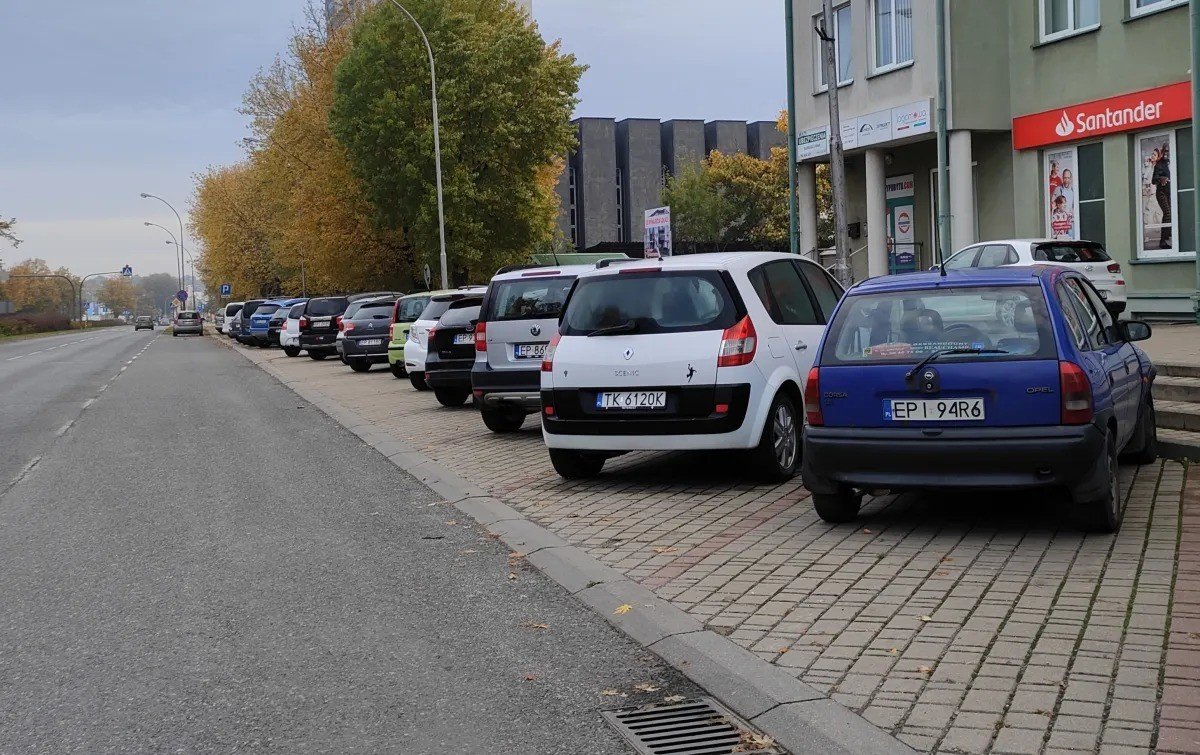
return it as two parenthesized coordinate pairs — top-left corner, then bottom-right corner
(0, 258), (78, 314)
(97, 277), (138, 319)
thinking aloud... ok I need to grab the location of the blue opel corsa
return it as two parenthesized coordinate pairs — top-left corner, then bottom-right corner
(801, 266), (1157, 533)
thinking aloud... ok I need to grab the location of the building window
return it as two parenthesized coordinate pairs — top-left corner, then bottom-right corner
(1130, 0), (1188, 18)
(872, 0), (913, 72)
(1136, 127), (1193, 259)
(1044, 143), (1104, 243)
(813, 4), (852, 91)
(568, 166), (578, 247)
(616, 168), (625, 242)
(1040, 0), (1099, 42)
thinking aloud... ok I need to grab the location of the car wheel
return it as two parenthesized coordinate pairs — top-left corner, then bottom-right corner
(548, 448), (605, 479)
(309, 352), (328, 361)
(434, 388), (470, 407)
(409, 372), (429, 391)
(1077, 430), (1122, 533)
(283, 346), (301, 358)
(751, 392), (800, 482)
(481, 407), (525, 433)
(1121, 397), (1158, 465)
(349, 360), (372, 373)
(812, 486), (861, 523)
(390, 363), (407, 379)
(172, 332), (178, 337)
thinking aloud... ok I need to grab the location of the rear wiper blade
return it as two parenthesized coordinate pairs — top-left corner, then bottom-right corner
(586, 320), (638, 337)
(904, 347), (1009, 382)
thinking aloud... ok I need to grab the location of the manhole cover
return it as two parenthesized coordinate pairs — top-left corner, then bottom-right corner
(602, 697), (785, 755)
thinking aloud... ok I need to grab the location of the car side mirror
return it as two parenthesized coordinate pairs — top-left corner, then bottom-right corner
(1121, 320), (1152, 343)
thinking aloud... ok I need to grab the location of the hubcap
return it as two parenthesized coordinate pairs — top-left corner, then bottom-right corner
(773, 404), (797, 471)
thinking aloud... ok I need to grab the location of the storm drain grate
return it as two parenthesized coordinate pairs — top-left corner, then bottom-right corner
(601, 697), (785, 755)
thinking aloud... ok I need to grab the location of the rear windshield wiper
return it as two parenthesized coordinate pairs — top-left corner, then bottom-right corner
(904, 347), (1009, 382)
(586, 320), (638, 337)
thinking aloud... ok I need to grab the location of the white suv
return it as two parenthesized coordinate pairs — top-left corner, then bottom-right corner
(540, 252), (844, 480)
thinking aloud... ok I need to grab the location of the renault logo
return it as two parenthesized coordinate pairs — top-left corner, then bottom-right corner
(530, 324), (541, 336)
(623, 348), (634, 360)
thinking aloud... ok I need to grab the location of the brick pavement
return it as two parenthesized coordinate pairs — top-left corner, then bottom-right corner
(241, 345), (1197, 755)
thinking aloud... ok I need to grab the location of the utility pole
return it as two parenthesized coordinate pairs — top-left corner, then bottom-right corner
(785, 0), (800, 257)
(1192, 0), (1200, 323)
(934, 0), (952, 267)
(819, 0), (851, 286)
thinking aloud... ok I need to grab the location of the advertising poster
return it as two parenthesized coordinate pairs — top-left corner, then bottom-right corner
(1045, 147), (1078, 240)
(644, 207), (672, 259)
(885, 174), (917, 273)
(1138, 130), (1176, 255)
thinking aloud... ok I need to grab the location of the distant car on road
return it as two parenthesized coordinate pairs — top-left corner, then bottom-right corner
(134, 316), (154, 331)
(173, 311), (203, 337)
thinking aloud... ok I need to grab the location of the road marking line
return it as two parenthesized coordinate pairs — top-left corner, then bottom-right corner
(82, 398), (95, 409)
(54, 421), (74, 437)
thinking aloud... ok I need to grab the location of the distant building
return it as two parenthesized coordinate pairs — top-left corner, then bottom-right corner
(326, 0), (532, 30)
(557, 118), (786, 250)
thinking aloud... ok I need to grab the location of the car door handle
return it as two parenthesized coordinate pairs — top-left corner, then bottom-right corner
(795, 341), (808, 351)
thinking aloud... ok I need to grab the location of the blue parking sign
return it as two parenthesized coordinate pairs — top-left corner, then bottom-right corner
(219, 283), (232, 296)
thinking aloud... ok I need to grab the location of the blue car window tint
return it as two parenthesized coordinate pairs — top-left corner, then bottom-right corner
(1064, 279), (1106, 348)
(1056, 282), (1089, 350)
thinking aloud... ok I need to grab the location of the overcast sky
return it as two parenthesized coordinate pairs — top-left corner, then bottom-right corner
(0, 0), (785, 277)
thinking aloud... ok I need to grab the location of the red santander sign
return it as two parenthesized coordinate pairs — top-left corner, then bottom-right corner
(1012, 81), (1191, 150)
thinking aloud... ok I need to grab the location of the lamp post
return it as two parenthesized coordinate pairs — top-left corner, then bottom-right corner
(144, 222), (185, 306)
(140, 193), (186, 292)
(385, 0), (448, 290)
(167, 241), (198, 309)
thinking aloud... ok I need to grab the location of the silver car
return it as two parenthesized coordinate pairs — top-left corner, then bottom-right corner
(173, 311), (203, 336)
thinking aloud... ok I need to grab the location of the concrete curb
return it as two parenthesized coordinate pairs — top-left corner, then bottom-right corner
(221, 339), (914, 755)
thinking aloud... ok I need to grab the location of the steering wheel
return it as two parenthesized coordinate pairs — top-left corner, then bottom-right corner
(942, 324), (992, 350)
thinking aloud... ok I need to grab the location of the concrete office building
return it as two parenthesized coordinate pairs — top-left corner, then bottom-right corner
(558, 118), (786, 250)
(790, 0), (1195, 317)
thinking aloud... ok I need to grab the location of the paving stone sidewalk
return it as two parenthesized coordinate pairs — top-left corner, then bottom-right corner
(239, 345), (1198, 755)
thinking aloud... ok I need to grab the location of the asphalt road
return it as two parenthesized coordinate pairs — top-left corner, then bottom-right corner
(0, 331), (698, 754)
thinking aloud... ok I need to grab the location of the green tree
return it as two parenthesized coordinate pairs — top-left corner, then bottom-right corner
(662, 150), (789, 250)
(136, 273), (178, 316)
(97, 277), (137, 318)
(329, 0), (584, 283)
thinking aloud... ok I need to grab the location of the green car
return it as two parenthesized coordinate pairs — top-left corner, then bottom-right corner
(387, 290), (454, 379)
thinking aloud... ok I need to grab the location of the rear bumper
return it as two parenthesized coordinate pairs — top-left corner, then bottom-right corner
(802, 424), (1108, 498)
(425, 364), (473, 389)
(342, 340), (390, 362)
(541, 384), (754, 446)
(300, 333), (338, 353)
(387, 343), (405, 365)
(473, 367), (541, 410)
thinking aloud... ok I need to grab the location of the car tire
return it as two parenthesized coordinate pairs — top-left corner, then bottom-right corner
(1077, 430), (1122, 533)
(409, 372), (429, 391)
(481, 407), (525, 433)
(549, 448), (605, 479)
(750, 391), (801, 482)
(812, 486), (861, 523)
(172, 332), (178, 337)
(349, 360), (372, 373)
(434, 388), (470, 407)
(309, 352), (328, 361)
(1121, 397), (1158, 465)
(390, 363), (407, 379)
(283, 346), (301, 358)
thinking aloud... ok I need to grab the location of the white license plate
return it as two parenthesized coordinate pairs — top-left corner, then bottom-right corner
(359, 339), (382, 347)
(453, 333), (474, 345)
(514, 343), (547, 359)
(887, 398), (985, 421)
(596, 391), (667, 410)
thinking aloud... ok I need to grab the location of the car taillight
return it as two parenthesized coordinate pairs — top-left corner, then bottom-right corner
(717, 315), (757, 367)
(475, 320), (487, 352)
(1107, 263), (1121, 274)
(427, 327), (437, 345)
(1059, 361), (1093, 425)
(804, 367), (823, 426)
(343, 321), (355, 333)
(335, 315), (344, 331)
(542, 333), (561, 372)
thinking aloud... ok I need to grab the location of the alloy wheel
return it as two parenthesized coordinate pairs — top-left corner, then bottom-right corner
(772, 404), (797, 471)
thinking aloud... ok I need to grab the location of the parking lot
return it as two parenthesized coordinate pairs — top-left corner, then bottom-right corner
(231, 340), (1198, 755)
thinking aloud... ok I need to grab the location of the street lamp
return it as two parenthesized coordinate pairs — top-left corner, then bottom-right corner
(385, 0), (448, 290)
(140, 193), (186, 292)
(143, 222), (185, 304)
(166, 240), (198, 309)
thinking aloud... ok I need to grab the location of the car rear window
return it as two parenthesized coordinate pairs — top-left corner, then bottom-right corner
(224, 304), (242, 316)
(241, 301), (265, 318)
(419, 298), (464, 322)
(396, 296), (430, 323)
(256, 304), (281, 317)
(821, 285), (1056, 365)
(486, 277), (573, 321)
(439, 303), (482, 328)
(561, 271), (740, 336)
(307, 297), (348, 316)
(1033, 242), (1110, 263)
(177, 312), (200, 321)
(351, 300), (397, 320)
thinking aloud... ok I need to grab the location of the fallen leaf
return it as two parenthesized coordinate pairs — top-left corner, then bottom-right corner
(653, 546), (678, 554)
(888, 648), (900, 655)
(777, 647), (789, 654)
(1033, 709), (1052, 716)
(733, 731), (777, 752)
(520, 622), (550, 630)
(936, 570), (950, 576)
(863, 528), (873, 534)
(507, 572), (518, 581)
(523, 674), (538, 682)
(445, 520), (458, 526)
(614, 603), (633, 615)
(600, 689), (626, 697)
(508, 551), (525, 560)
(634, 683), (661, 692)
(461, 549), (477, 554)
(940, 556), (955, 563)
(918, 665), (934, 675)
(662, 695), (685, 703)
(919, 615), (933, 622)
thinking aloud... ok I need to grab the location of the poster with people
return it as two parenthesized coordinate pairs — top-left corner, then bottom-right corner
(1045, 148), (1077, 240)
(1138, 131), (1175, 255)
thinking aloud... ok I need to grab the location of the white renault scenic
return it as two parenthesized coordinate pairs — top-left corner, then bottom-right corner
(540, 252), (844, 480)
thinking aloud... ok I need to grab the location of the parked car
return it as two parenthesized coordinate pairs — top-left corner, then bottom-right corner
(226, 309), (242, 338)
(801, 266), (1156, 533)
(296, 296), (351, 360)
(267, 306), (291, 346)
(173, 310), (203, 337)
(235, 299), (267, 344)
(280, 301), (308, 356)
(938, 239), (1127, 316)
(134, 315), (154, 331)
(340, 295), (400, 372)
(472, 265), (590, 433)
(247, 298), (305, 348)
(424, 297), (484, 406)
(387, 292), (444, 379)
(405, 287), (488, 391)
(540, 252), (844, 480)
(221, 302), (244, 336)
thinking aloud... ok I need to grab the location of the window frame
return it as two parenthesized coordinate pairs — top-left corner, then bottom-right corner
(794, 260), (845, 324)
(942, 246), (981, 271)
(813, 3), (853, 92)
(1039, 0), (1101, 43)
(1062, 278), (1108, 349)
(1129, 0), (1188, 19)
(975, 244), (1019, 269)
(870, 0), (914, 75)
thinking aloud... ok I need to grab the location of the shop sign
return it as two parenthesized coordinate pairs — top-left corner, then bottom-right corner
(796, 126), (828, 160)
(644, 207), (672, 259)
(1013, 81), (1190, 150)
(886, 174), (917, 273)
(857, 108), (894, 146)
(795, 99), (932, 161)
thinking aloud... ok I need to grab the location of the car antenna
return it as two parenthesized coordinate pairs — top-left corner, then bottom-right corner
(937, 240), (947, 277)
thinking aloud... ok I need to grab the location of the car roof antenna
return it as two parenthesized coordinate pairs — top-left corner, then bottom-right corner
(936, 239), (947, 277)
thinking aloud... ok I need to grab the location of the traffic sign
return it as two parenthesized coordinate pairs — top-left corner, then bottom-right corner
(219, 283), (232, 296)
(177, 289), (188, 302)
(121, 265), (133, 277)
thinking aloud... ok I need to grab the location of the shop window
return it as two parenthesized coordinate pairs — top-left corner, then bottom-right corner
(1044, 143), (1104, 244)
(1130, 0), (1188, 18)
(813, 4), (852, 90)
(1135, 127), (1193, 258)
(1041, 0), (1100, 42)
(872, 0), (913, 72)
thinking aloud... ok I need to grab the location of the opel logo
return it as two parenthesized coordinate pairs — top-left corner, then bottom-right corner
(623, 348), (634, 361)
(530, 324), (541, 336)
(923, 369), (936, 381)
